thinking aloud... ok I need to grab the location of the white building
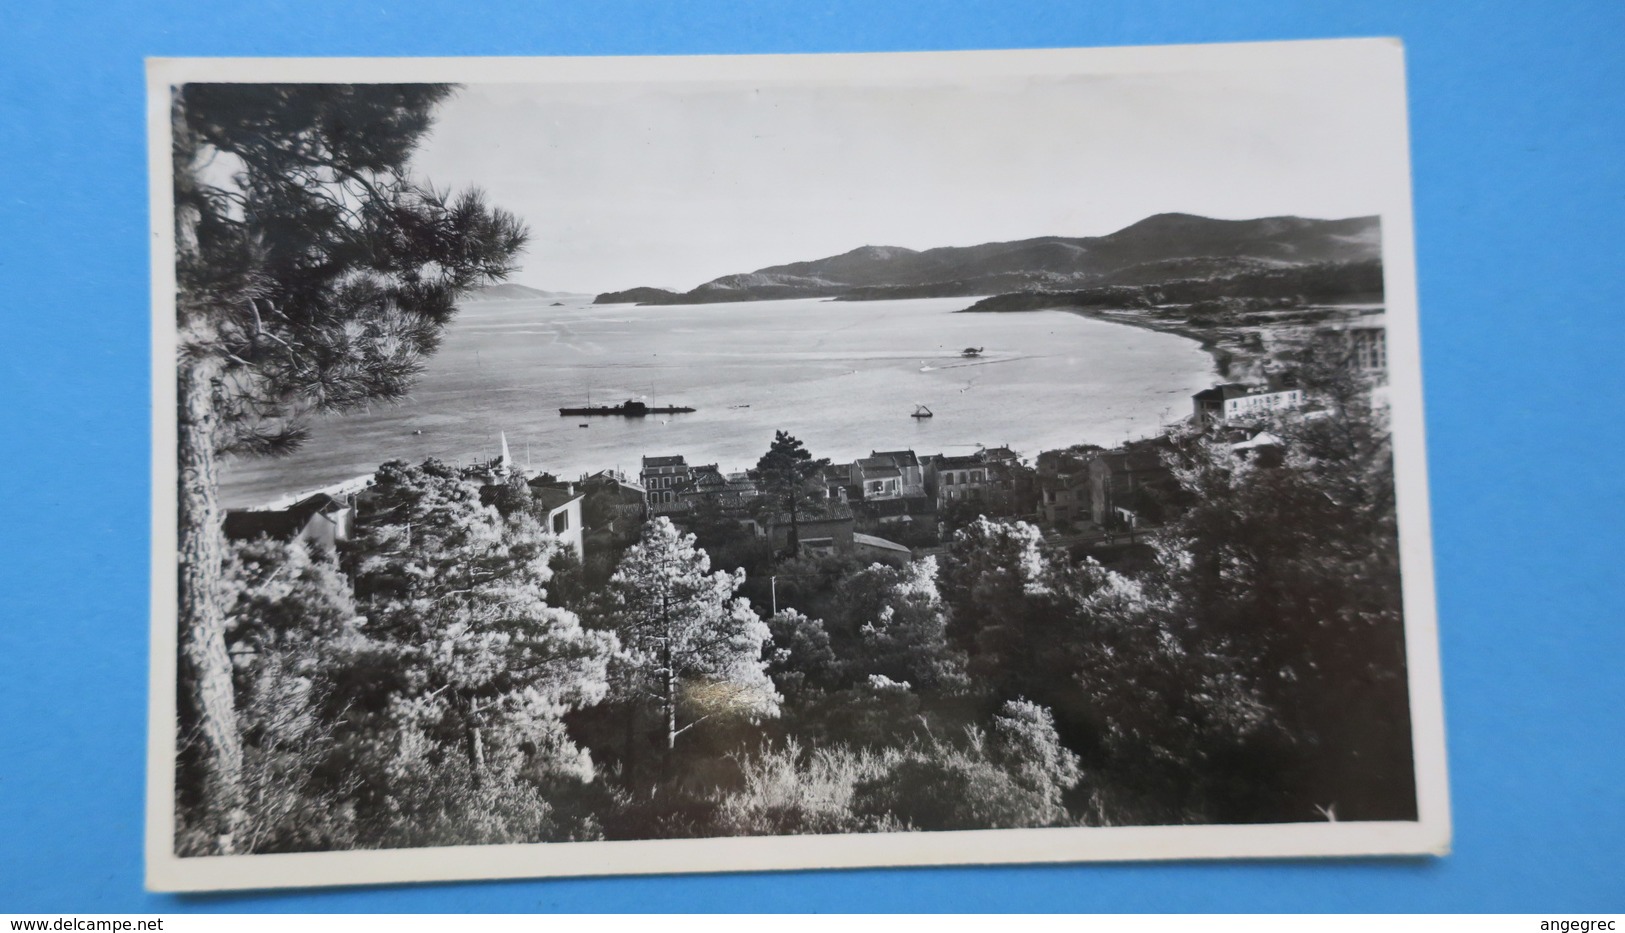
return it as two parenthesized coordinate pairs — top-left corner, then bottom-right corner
(530, 485), (585, 561)
(1192, 384), (1305, 424)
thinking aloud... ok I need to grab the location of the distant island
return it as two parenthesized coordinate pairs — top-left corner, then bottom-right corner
(464, 283), (589, 302)
(593, 213), (1382, 306)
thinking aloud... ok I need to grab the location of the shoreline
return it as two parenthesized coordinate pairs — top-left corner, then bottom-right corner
(960, 302), (1254, 380)
(223, 297), (1224, 507)
(961, 299), (1384, 384)
(1050, 306), (1247, 380)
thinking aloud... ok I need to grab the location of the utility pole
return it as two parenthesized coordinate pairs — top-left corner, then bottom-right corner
(771, 575), (778, 616)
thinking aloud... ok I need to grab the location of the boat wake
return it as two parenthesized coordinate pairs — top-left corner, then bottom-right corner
(921, 355), (1027, 373)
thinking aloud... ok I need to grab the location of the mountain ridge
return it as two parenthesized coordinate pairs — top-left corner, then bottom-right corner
(593, 213), (1382, 305)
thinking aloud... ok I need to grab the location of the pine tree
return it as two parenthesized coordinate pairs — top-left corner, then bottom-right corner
(213, 537), (367, 853)
(749, 431), (830, 557)
(343, 460), (615, 795)
(605, 518), (779, 770)
(170, 84), (527, 852)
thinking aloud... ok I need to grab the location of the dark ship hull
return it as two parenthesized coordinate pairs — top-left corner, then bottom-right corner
(559, 399), (696, 417)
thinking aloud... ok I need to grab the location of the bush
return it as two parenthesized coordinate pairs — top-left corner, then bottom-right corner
(713, 739), (883, 836)
(852, 701), (1080, 830)
(714, 700), (1082, 836)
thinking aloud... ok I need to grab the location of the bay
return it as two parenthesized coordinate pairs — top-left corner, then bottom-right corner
(218, 296), (1218, 507)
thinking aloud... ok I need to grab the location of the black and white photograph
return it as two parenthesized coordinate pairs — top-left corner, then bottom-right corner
(147, 40), (1448, 890)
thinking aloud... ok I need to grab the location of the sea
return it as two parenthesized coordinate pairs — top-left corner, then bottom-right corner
(218, 296), (1219, 508)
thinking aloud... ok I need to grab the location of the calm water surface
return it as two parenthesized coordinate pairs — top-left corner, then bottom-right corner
(220, 296), (1217, 507)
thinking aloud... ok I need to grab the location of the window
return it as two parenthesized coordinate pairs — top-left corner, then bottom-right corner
(552, 511), (569, 534)
(1353, 328), (1387, 372)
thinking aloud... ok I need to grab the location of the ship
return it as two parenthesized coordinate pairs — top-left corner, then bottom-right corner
(559, 399), (696, 417)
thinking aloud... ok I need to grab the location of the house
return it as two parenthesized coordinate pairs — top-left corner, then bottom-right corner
(721, 472), (761, 512)
(1035, 449), (1094, 526)
(1038, 469), (1091, 526)
(1317, 310), (1389, 383)
(529, 484), (585, 560)
(979, 446), (1022, 467)
(679, 464), (729, 511)
(867, 450), (926, 497)
(924, 453), (993, 509)
(223, 493), (355, 550)
(1087, 439), (1176, 528)
(577, 470), (648, 538)
(849, 450), (929, 502)
(852, 532), (912, 567)
(764, 502), (856, 557)
(640, 454), (693, 514)
(669, 465), (764, 534)
(855, 459), (904, 500)
(1192, 383), (1304, 424)
(853, 494), (938, 533)
(1302, 310), (1393, 413)
(1349, 326), (1387, 376)
(821, 462), (857, 502)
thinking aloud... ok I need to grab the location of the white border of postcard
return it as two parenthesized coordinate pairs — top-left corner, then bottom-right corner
(146, 37), (1449, 892)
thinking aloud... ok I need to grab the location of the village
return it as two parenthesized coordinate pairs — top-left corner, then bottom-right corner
(223, 313), (1388, 584)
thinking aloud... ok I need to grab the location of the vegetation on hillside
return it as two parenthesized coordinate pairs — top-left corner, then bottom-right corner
(189, 376), (1414, 852)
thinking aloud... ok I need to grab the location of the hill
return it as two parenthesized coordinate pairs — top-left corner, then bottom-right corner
(464, 283), (587, 302)
(593, 213), (1382, 305)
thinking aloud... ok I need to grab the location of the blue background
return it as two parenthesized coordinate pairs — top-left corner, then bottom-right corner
(1, 0), (1620, 913)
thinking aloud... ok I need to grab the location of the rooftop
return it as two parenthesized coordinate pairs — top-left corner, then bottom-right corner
(223, 510), (305, 542)
(532, 486), (583, 512)
(869, 449), (920, 467)
(642, 455), (687, 468)
(853, 532), (911, 554)
(1193, 383), (1255, 402)
(770, 502), (855, 524)
(223, 493), (350, 542)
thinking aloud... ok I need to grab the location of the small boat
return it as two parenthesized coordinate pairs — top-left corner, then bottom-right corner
(961, 346), (985, 358)
(578, 423), (589, 428)
(911, 405), (934, 419)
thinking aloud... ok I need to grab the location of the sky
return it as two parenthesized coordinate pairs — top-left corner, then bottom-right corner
(410, 61), (1398, 295)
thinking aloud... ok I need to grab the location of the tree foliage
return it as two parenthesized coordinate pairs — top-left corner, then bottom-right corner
(749, 431), (830, 556)
(175, 84), (529, 454)
(826, 557), (967, 692)
(191, 335), (1415, 844)
(602, 518), (779, 764)
(341, 460), (615, 789)
(171, 82), (529, 853)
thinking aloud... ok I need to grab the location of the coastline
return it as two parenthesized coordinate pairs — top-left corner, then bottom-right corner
(1050, 306), (1247, 380)
(958, 302), (1253, 381)
(960, 299), (1385, 384)
(220, 295), (1214, 508)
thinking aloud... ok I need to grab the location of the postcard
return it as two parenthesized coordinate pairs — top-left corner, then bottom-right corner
(147, 38), (1448, 891)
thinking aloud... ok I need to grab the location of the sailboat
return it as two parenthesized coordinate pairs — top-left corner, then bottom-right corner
(911, 404), (934, 419)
